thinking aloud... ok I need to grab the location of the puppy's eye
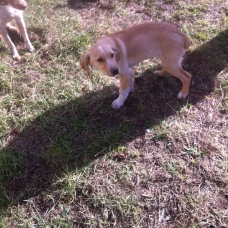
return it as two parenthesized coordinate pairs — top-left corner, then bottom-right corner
(97, 58), (104, 62)
(110, 53), (114, 58)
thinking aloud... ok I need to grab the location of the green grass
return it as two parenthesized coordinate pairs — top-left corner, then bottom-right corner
(0, 0), (228, 227)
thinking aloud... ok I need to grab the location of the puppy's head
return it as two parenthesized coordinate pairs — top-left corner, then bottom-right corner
(81, 44), (120, 77)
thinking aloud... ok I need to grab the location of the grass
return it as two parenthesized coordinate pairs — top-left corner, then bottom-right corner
(0, 0), (228, 227)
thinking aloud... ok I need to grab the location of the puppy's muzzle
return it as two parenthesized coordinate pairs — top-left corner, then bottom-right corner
(111, 68), (119, 76)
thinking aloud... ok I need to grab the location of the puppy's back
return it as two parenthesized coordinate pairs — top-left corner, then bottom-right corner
(108, 22), (189, 64)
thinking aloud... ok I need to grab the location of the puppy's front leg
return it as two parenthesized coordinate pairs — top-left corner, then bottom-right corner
(112, 70), (134, 109)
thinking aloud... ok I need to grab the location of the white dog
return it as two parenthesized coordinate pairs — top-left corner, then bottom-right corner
(0, 0), (34, 61)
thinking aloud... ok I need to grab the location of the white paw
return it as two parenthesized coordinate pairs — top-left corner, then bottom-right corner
(29, 45), (35, 52)
(111, 99), (124, 109)
(13, 53), (21, 61)
(177, 91), (187, 99)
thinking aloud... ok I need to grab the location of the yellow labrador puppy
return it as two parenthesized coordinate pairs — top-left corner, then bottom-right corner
(81, 22), (191, 109)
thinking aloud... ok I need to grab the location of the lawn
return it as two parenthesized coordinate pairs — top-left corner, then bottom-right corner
(0, 0), (228, 227)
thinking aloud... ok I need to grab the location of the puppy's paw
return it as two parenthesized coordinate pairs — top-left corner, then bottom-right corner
(28, 45), (35, 52)
(111, 99), (124, 109)
(177, 91), (187, 99)
(13, 53), (22, 61)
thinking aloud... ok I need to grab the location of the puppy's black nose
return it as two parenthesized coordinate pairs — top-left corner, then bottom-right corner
(111, 68), (119, 75)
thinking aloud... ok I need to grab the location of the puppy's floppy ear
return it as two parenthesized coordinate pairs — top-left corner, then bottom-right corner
(112, 47), (120, 61)
(81, 53), (90, 77)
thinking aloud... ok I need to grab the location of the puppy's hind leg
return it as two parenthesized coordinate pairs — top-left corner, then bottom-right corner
(177, 68), (192, 98)
(161, 50), (192, 98)
(15, 14), (34, 52)
(164, 65), (192, 98)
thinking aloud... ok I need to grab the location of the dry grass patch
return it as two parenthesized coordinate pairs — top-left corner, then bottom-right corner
(0, 0), (228, 227)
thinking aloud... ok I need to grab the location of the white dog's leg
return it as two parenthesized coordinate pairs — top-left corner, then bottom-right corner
(0, 25), (21, 60)
(15, 14), (34, 52)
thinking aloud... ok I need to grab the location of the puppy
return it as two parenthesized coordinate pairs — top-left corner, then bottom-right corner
(81, 22), (192, 109)
(0, 0), (34, 61)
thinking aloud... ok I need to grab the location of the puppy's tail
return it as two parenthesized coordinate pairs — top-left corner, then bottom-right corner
(182, 33), (190, 49)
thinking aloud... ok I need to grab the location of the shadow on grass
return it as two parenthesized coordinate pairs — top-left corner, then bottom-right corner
(54, 0), (115, 10)
(68, 0), (99, 8)
(0, 28), (228, 210)
(53, 0), (100, 10)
